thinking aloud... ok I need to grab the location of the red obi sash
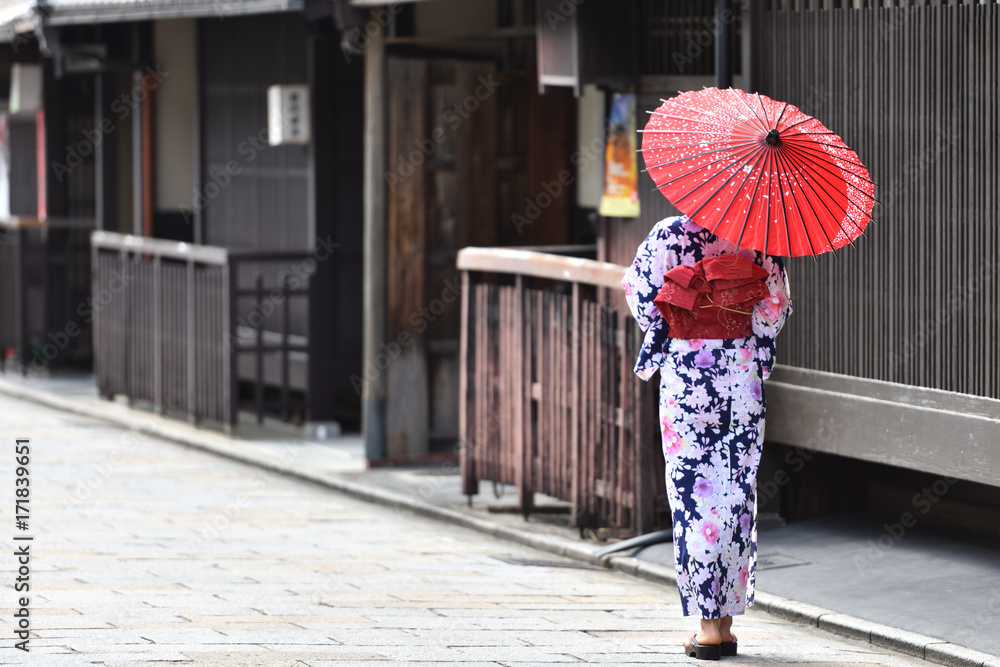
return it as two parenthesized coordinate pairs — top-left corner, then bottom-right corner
(653, 256), (770, 339)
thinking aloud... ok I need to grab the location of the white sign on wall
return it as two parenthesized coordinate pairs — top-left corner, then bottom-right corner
(267, 84), (311, 146)
(10, 64), (43, 116)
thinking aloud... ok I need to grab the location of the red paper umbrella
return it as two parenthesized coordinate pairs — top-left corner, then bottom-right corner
(640, 87), (876, 257)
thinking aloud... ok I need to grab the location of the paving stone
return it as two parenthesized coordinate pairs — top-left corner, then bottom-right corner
(0, 391), (946, 667)
(76, 651), (194, 663)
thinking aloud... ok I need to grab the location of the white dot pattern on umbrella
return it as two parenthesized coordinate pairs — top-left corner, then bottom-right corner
(640, 87), (876, 257)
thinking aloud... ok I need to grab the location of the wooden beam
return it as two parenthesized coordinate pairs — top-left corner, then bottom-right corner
(456, 246), (628, 290)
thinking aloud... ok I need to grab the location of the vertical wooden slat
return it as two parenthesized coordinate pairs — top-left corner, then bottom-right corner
(570, 282), (580, 522)
(459, 270), (476, 497)
(750, 2), (999, 401)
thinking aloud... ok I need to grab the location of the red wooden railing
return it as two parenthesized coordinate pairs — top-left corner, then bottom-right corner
(457, 247), (665, 536)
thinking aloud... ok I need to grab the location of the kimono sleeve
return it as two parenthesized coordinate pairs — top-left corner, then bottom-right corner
(620, 222), (674, 334)
(751, 254), (792, 380)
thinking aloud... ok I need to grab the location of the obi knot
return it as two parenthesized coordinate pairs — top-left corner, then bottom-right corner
(653, 255), (770, 339)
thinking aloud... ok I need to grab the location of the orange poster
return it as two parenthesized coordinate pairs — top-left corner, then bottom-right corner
(599, 93), (640, 218)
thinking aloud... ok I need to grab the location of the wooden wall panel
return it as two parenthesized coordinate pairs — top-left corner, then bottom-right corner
(386, 54), (575, 458)
(199, 13), (310, 253)
(386, 57), (430, 459)
(752, 3), (1000, 400)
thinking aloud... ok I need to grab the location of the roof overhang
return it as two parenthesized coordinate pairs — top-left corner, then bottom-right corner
(0, 1), (38, 42)
(42, 0), (306, 25)
(348, 0), (439, 6)
(0, 0), (307, 42)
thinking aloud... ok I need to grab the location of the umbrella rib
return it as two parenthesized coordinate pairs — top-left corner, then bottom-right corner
(647, 108), (757, 132)
(771, 148), (796, 256)
(639, 128), (760, 140)
(636, 141), (759, 158)
(763, 148), (775, 256)
(640, 140), (762, 172)
(714, 89), (772, 131)
(671, 91), (771, 134)
(780, 145), (863, 232)
(779, 143), (878, 203)
(756, 92), (772, 129)
(780, 137), (875, 177)
(771, 148), (831, 256)
(644, 111), (740, 127)
(773, 102), (790, 131)
(738, 146), (775, 252)
(729, 149), (771, 246)
(705, 149), (771, 238)
(780, 145), (877, 226)
(654, 143), (763, 189)
(674, 145), (767, 216)
(778, 147), (868, 245)
(780, 144), (877, 188)
(734, 91), (771, 134)
(771, 148), (819, 256)
(681, 145), (770, 236)
(786, 142), (875, 185)
(781, 116), (815, 132)
(686, 90), (764, 124)
(694, 166), (753, 232)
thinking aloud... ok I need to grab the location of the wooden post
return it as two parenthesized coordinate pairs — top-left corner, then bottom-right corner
(131, 69), (144, 237)
(362, 22), (388, 462)
(459, 270), (478, 497)
(153, 255), (162, 413)
(570, 281), (581, 526)
(222, 260), (233, 434)
(515, 274), (532, 515)
(187, 258), (196, 423)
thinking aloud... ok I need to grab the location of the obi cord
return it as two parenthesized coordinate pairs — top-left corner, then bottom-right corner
(621, 215), (792, 619)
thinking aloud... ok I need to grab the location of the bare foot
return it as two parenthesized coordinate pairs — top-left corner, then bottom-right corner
(719, 615), (734, 643)
(685, 618), (723, 646)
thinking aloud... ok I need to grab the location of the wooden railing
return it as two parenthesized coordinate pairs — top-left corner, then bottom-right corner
(91, 232), (313, 429)
(457, 247), (665, 536)
(0, 218), (94, 374)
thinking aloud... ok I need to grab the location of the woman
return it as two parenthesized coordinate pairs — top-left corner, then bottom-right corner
(621, 214), (791, 660)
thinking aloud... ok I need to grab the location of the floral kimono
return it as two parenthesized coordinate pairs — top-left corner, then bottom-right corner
(621, 215), (791, 619)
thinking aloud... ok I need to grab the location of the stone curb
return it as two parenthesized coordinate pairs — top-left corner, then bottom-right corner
(1, 378), (996, 667)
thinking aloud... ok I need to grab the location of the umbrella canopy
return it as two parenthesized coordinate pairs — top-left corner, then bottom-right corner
(640, 87), (876, 257)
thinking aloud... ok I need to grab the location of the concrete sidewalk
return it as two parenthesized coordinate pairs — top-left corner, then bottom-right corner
(0, 375), (997, 667)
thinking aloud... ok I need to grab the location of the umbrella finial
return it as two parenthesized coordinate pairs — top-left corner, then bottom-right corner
(765, 129), (780, 146)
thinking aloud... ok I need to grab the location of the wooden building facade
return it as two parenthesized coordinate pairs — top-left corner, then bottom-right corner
(0, 1), (365, 430)
(356, 0), (1000, 530)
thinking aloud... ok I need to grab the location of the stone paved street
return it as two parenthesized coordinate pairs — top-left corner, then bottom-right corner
(0, 393), (934, 666)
